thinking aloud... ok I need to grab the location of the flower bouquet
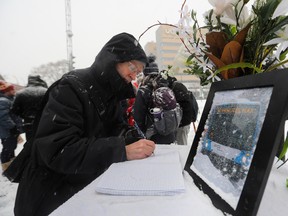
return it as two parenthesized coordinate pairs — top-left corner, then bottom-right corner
(175, 0), (288, 86)
(139, 0), (288, 164)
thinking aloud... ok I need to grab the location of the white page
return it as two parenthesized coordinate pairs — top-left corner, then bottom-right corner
(95, 151), (185, 196)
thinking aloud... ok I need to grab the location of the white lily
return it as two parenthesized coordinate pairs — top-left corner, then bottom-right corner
(272, 0), (288, 19)
(263, 25), (288, 59)
(208, 0), (237, 16)
(221, 1), (251, 29)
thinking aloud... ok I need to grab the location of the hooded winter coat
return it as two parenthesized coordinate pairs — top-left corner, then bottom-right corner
(0, 93), (18, 139)
(14, 32), (147, 216)
(12, 75), (47, 139)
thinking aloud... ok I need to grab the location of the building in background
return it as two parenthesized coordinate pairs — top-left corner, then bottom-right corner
(144, 42), (157, 56)
(144, 25), (210, 99)
(155, 25), (181, 72)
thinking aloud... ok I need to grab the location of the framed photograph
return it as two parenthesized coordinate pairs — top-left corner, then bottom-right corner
(185, 69), (288, 216)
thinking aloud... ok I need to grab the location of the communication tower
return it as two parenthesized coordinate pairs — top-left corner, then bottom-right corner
(65, 0), (74, 71)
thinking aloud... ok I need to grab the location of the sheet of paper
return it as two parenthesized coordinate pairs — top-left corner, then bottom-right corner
(95, 151), (185, 196)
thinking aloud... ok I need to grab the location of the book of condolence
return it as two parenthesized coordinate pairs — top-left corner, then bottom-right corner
(95, 151), (186, 196)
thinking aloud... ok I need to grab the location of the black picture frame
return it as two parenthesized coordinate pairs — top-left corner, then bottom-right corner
(185, 69), (288, 216)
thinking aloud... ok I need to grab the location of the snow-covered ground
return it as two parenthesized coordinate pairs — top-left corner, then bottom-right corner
(1, 100), (288, 216)
(0, 139), (24, 216)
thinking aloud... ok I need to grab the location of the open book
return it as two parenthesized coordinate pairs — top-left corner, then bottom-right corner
(95, 150), (185, 196)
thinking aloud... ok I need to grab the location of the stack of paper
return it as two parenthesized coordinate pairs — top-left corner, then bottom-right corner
(95, 151), (185, 196)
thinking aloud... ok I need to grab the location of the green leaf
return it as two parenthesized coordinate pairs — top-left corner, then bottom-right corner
(278, 136), (288, 161)
(280, 49), (288, 61)
(265, 16), (288, 36)
(186, 54), (196, 63)
(266, 58), (288, 72)
(214, 62), (262, 75)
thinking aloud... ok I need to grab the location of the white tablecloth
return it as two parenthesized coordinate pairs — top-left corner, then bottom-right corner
(50, 145), (288, 216)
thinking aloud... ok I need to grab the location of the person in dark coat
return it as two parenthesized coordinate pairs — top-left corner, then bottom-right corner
(0, 81), (22, 172)
(142, 54), (158, 76)
(14, 32), (155, 216)
(166, 75), (198, 145)
(11, 75), (48, 141)
(133, 56), (177, 144)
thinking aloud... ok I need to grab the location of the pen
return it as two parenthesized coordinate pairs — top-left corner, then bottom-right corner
(134, 121), (155, 156)
(134, 121), (146, 139)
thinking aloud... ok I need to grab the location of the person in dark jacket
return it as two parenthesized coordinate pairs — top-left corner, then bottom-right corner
(14, 32), (155, 216)
(142, 54), (158, 76)
(133, 56), (177, 144)
(11, 75), (47, 141)
(166, 75), (198, 145)
(135, 62), (198, 145)
(0, 81), (22, 172)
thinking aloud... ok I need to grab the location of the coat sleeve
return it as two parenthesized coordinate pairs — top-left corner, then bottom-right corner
(11, 92), (24, 118)
(133, 87), (151, 132)
(33, 80), (127, 175)
(0, 98), (16, 130)
(172, 82), (198, 126)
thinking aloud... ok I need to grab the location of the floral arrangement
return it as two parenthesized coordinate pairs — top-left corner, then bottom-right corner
(139, 0), (288, 164)
(175, 0), (288, 86)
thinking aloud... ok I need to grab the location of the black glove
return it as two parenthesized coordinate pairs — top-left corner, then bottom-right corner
(124, 127), (142, 145)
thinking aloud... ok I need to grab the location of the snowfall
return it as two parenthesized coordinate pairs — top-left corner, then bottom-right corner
(1, 100), (288, 216)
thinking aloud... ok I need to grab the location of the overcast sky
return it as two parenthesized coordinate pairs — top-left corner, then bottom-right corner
(0, 0), (211, 85)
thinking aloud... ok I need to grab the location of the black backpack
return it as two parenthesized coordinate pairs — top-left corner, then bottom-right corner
(143, 76), (183, 138)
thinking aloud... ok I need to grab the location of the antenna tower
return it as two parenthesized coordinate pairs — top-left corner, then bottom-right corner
(65, 0), (74, 71)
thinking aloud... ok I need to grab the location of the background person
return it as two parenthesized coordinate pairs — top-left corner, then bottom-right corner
(166, 74), (198, 145)
(14, 32), (155, 216)
(0, 81), (22, 172)
(133, 56), (180, 144)
(11, 75), (48, 141)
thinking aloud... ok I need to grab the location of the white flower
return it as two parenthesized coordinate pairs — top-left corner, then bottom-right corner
(208, 0), (237, 16)
(221, 1), (251, 29)
(207, 70), (221, 82)
(178, 5), (191, 26)
(272, 0), (288, 19)
(197, 59), (210, 72)
(177, 21), (191, 38)
(263, 25), (288, 59)
(203, 9), (218, 26)
(189, 43), (206, 56)
(177, 5), (193, 38)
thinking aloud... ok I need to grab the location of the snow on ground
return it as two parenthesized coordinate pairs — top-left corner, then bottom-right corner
(0, 139), (24, 216)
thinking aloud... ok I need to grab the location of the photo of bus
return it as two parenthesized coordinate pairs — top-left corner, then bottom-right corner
(201, 103), (261, 182)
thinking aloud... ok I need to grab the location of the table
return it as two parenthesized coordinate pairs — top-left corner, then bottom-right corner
(50, 145), (288, 216)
